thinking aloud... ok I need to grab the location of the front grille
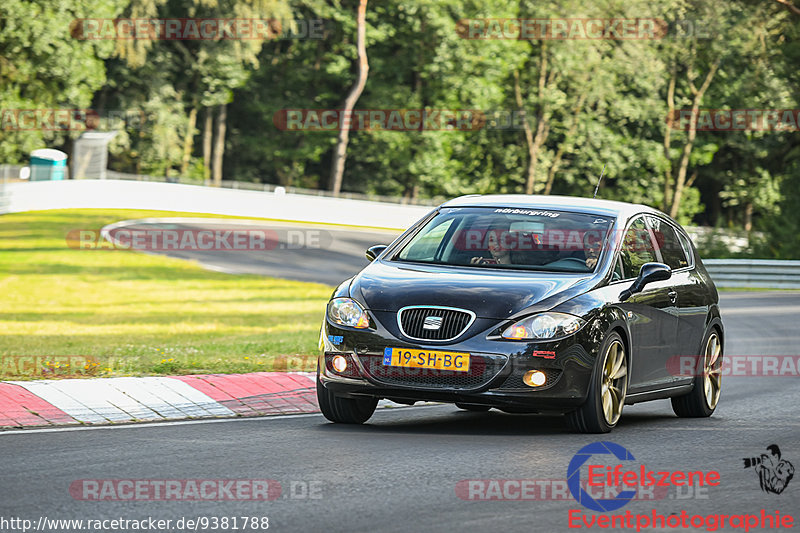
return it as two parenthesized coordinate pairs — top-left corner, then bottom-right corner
(397, 306), (475, 341)
(356, 353), (507, 391)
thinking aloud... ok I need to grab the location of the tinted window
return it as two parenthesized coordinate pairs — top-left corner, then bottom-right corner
(399, 217), (454, 261)
(648, 216), (689, 270)
(612, 255), (625, 282)
(620, 217), (657, 278)
(677, 231), (695, 267)
(395, 207), (615, 273)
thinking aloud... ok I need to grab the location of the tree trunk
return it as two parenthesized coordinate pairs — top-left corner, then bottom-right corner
(775, 0), (800, 16)
(181, 106), (198, 177)
(516, 44), (551, 195)
(514, 70), (537, 195)
(202, 107), (213, 184)
(544, 90), (588, 195)
(744, 202), (753, 233)
(212, 104), (227, 187)
(662, 68), (676, 211)
(329, 0), (369, 196)
(669, 58), (720, 219)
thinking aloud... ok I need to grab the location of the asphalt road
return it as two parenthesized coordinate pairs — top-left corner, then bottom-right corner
(2, 292), (799, 532)
(102, 219), (402, 285)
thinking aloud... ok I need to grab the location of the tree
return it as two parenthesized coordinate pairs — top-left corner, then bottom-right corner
(329, 0), (369, 196)
(0, 0), (126, 163)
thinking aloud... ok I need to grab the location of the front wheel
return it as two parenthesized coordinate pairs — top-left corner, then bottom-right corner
(566, 331), (628, 433)
(316, 373), (377, 424)
(671, 328), (722, 418)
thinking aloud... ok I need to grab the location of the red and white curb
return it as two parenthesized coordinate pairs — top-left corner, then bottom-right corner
(0, 372), (321, 428)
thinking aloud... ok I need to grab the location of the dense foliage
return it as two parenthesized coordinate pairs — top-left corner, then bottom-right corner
(1, 0), (799, 256)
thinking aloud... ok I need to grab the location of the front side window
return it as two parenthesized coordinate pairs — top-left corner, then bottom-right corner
(620, 217), (657, 279)
(394, 207), (615, 273)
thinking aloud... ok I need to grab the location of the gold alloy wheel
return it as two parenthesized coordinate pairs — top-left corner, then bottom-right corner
(703, 332), (722, 409)
(601, 340), (627, 425)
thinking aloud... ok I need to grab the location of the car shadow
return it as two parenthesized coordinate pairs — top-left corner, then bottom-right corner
(315, 406), (569, 436)
(312, 404), (698, 436)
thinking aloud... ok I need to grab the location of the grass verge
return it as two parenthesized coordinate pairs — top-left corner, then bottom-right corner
(0, 209), (331, 379)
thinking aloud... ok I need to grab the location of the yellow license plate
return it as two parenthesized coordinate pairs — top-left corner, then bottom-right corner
(383, 348), (470, 372)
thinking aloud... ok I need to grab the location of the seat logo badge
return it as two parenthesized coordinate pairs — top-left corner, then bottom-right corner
(423, 316), (443, 330)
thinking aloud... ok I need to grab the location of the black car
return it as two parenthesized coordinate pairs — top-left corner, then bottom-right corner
(317, 195), (724, 433)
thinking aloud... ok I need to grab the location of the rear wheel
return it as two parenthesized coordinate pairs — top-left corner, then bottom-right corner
(566, 331), (628, 433)
(671, 328), (722, 417)
(455, 403), (491, 412)
(316, 372), (377, 424)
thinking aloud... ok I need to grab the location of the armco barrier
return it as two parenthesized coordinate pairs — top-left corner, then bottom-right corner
(3, 179), (798, 289)
(0, 179), (431, 230)
(704, 259), (800, 289)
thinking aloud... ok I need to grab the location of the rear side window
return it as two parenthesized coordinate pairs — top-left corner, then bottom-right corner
(620, 217), (657, 279)
(647, 216), (690, 270)
(677, 231), (695, 267)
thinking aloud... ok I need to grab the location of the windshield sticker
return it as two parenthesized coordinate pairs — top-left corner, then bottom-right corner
(493, 208), (560, 218)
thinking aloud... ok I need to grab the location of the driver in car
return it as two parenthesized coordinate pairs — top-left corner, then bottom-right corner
(471, 230), (512, 265)
(584, 231), (602, 269)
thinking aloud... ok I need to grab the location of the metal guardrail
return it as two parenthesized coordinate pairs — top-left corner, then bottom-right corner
(704, 259), (800, 289)
(104, 170), (445, 207)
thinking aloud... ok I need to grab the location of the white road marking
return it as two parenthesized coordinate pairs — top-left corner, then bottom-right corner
(0, 402), (442, 435)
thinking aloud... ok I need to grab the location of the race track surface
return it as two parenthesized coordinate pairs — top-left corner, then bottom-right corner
(103, 219), (402, 285)
(3, 220), (798, 532)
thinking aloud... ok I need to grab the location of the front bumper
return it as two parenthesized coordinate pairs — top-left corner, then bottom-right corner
(319, 318), (600, 413)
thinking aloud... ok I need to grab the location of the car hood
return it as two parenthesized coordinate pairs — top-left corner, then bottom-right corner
(350, 260), (595, 319)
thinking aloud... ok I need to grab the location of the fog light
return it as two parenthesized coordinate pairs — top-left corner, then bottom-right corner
(523, 370), (547, 387)
(332, 355), (348, 373)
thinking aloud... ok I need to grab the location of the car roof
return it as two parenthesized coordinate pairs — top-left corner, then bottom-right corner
(440, 194), (662, 220)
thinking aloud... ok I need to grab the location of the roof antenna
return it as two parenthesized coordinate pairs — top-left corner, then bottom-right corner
(592, 164), (607, 199)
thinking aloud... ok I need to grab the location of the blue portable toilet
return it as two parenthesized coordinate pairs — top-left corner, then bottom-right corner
(30, 149), (68, 181)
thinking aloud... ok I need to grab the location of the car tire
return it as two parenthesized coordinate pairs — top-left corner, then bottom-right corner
(566, 331), (628, 434)
(316, 372), (377, 424)
(455, 403), (491, 412)
(671, 328), (722, 418)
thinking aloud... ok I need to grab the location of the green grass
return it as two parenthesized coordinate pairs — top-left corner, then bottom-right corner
(0, 209), (333, 378)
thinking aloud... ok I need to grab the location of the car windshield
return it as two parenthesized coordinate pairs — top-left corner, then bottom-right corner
(393, 207), (615, 273)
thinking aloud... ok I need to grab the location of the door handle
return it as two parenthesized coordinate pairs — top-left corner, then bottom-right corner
(668, 290), (678, 304)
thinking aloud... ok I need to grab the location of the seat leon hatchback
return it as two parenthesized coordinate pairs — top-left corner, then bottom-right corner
(317, 195), (724, 433)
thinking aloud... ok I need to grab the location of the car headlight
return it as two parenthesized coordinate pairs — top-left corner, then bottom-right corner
(501, 312), (586, 340)
(327, 298), (370, 329)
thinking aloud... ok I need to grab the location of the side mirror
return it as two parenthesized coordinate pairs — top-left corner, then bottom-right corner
(619, 262), (671, 302)
(365, 245), (388, 262)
